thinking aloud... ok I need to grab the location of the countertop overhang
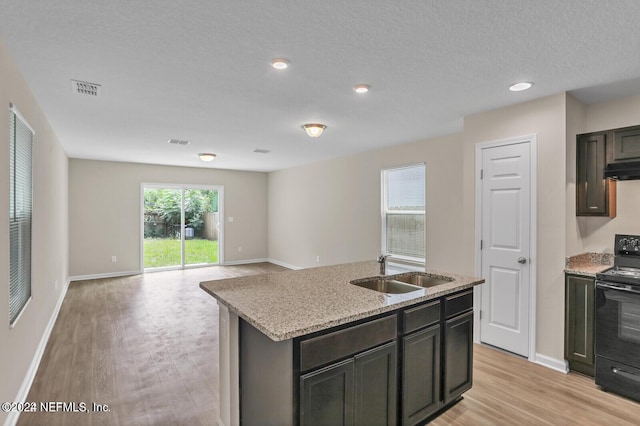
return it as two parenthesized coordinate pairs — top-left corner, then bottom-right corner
(200, 261), (484, 342)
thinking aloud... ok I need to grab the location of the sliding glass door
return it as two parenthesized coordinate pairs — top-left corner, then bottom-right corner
(143, 185), (222, 270)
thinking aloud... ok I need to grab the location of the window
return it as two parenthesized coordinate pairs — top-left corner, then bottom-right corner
(9, 105), (33, 326)
(382, 164), (425, 263)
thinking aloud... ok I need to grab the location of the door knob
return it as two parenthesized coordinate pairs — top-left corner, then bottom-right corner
(517, 257), (527, 264)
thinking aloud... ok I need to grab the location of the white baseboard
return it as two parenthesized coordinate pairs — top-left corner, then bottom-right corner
(68, 270), (141, 282)
(4, 278), (71, 426)
(265, 258), (302, 270)
(223, 258), (269, 266)
(534, 352), (569, 374)
(224, 258), (301, 270)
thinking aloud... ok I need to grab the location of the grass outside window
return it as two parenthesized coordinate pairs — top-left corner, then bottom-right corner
(144, 238), (218, 268)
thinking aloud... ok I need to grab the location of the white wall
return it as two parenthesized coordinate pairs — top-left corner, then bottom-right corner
(0, 40), (69, 425)
(68, 159), (269, 277)
(267, 132), (464, 271)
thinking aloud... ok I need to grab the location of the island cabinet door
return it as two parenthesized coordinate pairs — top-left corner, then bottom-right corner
(443, 310), (473, 404)
(402, 324), (441, 426)
(354, 342), (397, 426)
(300, 359), (355, 426)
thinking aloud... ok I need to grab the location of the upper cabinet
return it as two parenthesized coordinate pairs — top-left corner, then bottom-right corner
(576, 131), (616, 217)
(612, 125), (640, 161)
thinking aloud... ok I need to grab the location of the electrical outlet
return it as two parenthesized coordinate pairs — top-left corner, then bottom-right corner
(228, 216), (234, 222)
(112, 255), (117, 262)
(54, 279), (58, 291)
(316, 255), (320, 263)
(238, 246), (243, 252)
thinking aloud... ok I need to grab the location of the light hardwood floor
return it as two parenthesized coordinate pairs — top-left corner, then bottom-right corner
(17, 264), (640, 425)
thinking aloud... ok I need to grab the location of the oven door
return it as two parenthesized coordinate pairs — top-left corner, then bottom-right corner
(595, 281), (640, 366)
(595, 280), (640, 401)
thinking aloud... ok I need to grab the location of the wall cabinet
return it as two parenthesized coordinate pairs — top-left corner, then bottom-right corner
(564, 274), (595, 377)
(612, 125), (640, 161)
(576, 132), (616, 217)
(576, 124), (640, 217)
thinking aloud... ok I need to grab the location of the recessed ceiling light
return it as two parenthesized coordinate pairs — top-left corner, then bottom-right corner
(353, 84), (370, 94)
(271, 58), (290, 70)
(509, 82), (533, 92)
(198, 153), (216, 162)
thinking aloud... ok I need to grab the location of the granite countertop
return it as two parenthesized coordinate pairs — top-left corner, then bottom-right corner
(200, 261), (484, 342)
(565, 252), (613, 277)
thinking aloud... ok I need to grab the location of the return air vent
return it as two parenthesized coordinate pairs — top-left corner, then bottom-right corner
(71, 79), (102, 96)
(168, 139), (190, 146)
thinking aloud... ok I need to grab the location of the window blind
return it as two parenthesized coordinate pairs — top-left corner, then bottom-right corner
(382, 164), (425, 262)
(9, 106), (33, 326)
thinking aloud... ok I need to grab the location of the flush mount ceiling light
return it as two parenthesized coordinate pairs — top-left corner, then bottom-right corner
(302, 123), (327, 138)
(509, 82), (534, 92)
(271, 58), (290, 70)
(353, 84), (370, 94)
(198, 153), (216, 162)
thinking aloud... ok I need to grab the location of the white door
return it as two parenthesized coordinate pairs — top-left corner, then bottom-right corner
(479, 141), (531, 357)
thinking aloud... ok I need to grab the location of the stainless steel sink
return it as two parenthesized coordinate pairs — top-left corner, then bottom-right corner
(393, 273), (453, 288)
(351, 278), (424, 294)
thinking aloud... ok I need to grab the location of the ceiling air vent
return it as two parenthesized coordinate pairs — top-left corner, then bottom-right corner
(168, 139), (190, 146)
(71, 79), (102, 96)
(253, 148), (271, 154)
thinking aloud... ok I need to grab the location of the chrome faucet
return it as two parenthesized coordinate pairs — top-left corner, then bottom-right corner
(377, 254), (390, 275)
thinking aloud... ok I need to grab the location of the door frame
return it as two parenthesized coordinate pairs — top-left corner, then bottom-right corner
(473, 135), (537, 362)
(140, 183), (225, 271)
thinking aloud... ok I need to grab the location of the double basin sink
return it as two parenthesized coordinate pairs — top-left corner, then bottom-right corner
(351, 272), (452, 294)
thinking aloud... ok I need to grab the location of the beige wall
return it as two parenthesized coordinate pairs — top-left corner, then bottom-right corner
(68, 159), (268, 277)
(0, 40), (69, 423)
(463, 93), (567, 361)
(566, 94), (640, 255)
(268, 132), (465, 271)
(269, 93), (569, 362)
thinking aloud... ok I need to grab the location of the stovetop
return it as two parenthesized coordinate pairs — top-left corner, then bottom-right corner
(597, 234), (640, 285)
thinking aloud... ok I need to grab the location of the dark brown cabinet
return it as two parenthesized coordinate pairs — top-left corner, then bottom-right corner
(298, 315), (397, 426)
(300, 359), (355, 426)
(612, 125), (640, 161)
(354, 343), (398, 426)
(300, 342), (397, 426)
(443, 290), (474, 404)
(564, 274), (595, 376)
(402, 324), (441, 425)
(294, 289), (474, 426)
(443, 310), (474, 402)
(576, 132), (616, 217)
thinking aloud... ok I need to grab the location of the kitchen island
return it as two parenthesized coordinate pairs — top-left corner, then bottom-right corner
(200, 261), (484, 426)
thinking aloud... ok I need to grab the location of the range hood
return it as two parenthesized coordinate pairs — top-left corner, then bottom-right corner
(605, 161), (640, 180)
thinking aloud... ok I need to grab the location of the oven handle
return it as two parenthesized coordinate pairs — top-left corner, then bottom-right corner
(612, 367), (640, 384)
(596, 281), (640, 294)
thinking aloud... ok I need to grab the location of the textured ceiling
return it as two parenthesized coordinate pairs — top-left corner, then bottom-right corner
(1, 1), (640, 172)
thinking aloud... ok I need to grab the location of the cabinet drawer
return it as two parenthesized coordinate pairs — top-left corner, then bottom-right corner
(299, 315), (397, 372)
(444, 290), (473, 319)
(403, 301), (440, 333)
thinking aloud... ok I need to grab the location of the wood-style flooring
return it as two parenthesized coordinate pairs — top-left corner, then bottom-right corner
(17, 263), (287, 426)
(17, 263), (640, 425)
